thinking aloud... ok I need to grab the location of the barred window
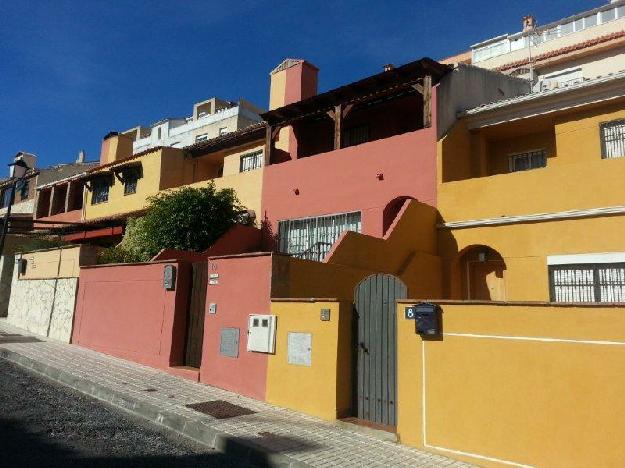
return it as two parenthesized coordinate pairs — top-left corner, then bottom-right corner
(549, 263), (625, 303)
(600, 119), (625, 159)
(278, 211), (361, 262)
(509, 150), (547, 172)
(91, 179), (109, 205)
(239, 150), (263, 172)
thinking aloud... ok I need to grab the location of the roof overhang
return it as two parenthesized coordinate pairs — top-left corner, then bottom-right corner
(261, 57), (451, 127)
(186, 123), (266, 158)
(462, 72), (625, 130)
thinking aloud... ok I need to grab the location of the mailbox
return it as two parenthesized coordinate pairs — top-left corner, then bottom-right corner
(16, 258), (27, 275)
(413, 302), (441, 337)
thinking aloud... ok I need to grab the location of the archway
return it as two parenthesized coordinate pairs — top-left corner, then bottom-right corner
(459, 245), (507, 301)
(382, 196), (414, 235)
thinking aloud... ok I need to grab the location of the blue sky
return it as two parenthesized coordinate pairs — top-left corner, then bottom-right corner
(1, 0), (598, 168)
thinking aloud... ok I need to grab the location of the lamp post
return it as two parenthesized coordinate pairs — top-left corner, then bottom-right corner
(0, 159), (30, 256)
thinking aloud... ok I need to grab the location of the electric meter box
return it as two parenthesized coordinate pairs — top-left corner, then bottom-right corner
(247, 314), (277, 353)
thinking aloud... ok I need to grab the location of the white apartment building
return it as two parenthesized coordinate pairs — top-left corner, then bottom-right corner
(446, 1), (625, 91)
(122, 97), (263, 154)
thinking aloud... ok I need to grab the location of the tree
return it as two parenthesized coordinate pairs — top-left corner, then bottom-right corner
(99, 183), (244, 263)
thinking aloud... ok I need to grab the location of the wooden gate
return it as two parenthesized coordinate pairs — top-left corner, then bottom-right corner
(354, 274), (407, 427)
(185, 262), (208, 368)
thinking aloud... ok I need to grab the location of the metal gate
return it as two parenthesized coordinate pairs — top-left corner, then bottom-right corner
(185, 262), (208, 368)
(354, 274), (407, 427)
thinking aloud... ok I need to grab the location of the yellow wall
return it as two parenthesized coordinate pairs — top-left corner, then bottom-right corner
(266, 300), (353, 420)
(438, 103), (625, 222)
(439, 214), (625, 301)
(17, 245), (101, 279)
(84, 143), (265, 223)
(396, 301), (625, 467)
(325, 200), (442, 299)
(222, 143), (264, 176)
(84, 149), (166, 220)
(438, 102), (625, 301)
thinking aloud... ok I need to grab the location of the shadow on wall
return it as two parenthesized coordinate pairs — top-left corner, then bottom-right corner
(323, 198), (445, 299)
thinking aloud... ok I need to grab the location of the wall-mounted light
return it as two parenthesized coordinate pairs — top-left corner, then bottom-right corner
(376, 173), (384, 181)
(293, 188), (300, 195)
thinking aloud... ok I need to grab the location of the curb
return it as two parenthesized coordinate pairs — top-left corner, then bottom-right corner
(0, 349), (310, 468)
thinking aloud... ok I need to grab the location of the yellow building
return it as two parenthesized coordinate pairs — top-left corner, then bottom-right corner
(438, 72), (625, 303)
(83, 124), (266, 224)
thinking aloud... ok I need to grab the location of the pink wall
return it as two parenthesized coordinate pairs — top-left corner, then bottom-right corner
(284, 61), (318, 106)
(199, 253), (273, 400)
(262, 124), (437, 242)
(72, 261), (191, 369)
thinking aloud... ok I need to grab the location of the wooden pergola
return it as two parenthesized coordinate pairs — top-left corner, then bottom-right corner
(261, 57), (452, 161)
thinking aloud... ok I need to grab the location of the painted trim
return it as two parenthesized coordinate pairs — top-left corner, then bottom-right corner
(547, 252), (625, 265)
(439, 204), (625, 229)
(443, 332), (625, 346)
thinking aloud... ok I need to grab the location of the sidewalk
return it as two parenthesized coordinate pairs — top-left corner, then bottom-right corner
(0, 320), (471, 468)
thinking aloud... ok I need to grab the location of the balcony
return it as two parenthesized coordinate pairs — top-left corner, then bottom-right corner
(438, 155), (625, 223)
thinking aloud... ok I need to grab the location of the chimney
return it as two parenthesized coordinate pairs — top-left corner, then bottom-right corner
(522, 15), (536, 32)
(14, 152), (37, 171)
(269, 58), (318, 110)
(99, 132), (133, 165)
(383, 64), (395, 72)
(76, 149), (86, 164)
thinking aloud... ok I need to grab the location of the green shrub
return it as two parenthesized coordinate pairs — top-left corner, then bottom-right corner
(99, 183), (243, 264)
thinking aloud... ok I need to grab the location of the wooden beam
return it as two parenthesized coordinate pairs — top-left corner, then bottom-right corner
(411, 83), (424, 94)
(48, 186), (55, 217)
(423, 75), (432, 128)
(342, 103), (355, 119)
(265, 125), (273, 165)
(333, 104), (342, 150)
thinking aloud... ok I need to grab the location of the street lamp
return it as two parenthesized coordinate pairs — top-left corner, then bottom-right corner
(0, 158), (31, 256)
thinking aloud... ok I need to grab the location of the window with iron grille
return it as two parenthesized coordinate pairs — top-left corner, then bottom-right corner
(91, 179), (109, 205)
(600, 119), (625, 159)
(509, 150), (547, 172)
(342, 125), (370, 148)
(549, 263), (625, 303)
(239, 150), (263, 172)
(123, 169), (140, 195)
(278, 211), (362, 262)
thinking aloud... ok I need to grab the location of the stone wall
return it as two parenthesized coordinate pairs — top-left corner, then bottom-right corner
(6, 264), (78, 342)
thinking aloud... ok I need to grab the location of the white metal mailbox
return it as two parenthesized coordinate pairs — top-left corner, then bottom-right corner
(246, 314), (276, 353)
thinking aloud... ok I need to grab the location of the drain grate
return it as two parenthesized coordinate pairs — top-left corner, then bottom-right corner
(186, 400), (256, 419)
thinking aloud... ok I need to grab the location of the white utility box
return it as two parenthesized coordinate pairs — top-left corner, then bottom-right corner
(246, 314), (276, 353)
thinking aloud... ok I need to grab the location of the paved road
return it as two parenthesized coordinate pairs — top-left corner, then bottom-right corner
(0, 359), (254, 467)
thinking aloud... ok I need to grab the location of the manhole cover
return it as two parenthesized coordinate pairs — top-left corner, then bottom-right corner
(186, 400), (256, 419)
